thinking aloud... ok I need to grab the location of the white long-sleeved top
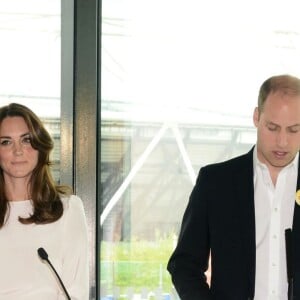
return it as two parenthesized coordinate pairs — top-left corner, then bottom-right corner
(0, 195), (89, 300)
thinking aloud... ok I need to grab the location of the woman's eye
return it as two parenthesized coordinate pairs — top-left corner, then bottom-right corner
(0, 139), (11, 145)
(22, 137), (32, 144)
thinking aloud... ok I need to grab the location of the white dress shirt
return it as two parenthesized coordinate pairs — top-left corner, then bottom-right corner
(253, 147), (298, 300)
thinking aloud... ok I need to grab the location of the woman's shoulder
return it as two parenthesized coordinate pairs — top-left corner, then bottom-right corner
(60, 194), (86, 215)
(59, 195), (88, 244)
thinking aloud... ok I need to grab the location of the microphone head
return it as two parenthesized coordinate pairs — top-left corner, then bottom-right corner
(37, 247), (48, 260)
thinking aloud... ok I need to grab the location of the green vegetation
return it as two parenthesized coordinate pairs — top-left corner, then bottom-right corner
(101, 236), (176, 295)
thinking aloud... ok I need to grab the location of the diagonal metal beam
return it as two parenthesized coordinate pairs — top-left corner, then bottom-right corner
(172, 124), (196, 185)
(100, 123), (168, 225)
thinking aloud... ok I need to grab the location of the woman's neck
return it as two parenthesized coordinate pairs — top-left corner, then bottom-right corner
(4, 178), (31, 201)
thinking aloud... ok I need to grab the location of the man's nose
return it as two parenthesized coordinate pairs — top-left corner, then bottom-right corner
(276, 131), (288, 147)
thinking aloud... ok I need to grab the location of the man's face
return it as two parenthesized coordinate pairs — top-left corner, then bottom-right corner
(253, 91), (300, 172)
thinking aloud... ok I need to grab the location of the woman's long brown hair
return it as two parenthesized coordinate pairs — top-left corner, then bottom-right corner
(0, 103), (72, 227)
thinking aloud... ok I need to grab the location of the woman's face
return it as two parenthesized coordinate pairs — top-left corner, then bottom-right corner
(0, 116), (39, 183)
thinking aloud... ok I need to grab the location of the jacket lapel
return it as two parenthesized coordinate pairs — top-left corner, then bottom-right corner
(292, 155), (300, 296)
(235, 148), (256, 298)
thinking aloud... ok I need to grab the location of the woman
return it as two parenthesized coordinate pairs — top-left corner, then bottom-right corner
(0, 103), (89, 299)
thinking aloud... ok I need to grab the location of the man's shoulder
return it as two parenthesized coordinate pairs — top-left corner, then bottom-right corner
(202, 147), (254, 173)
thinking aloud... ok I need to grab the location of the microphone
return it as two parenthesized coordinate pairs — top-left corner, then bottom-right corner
(37, 247), (71, 300)
(285, 229), (293, 300)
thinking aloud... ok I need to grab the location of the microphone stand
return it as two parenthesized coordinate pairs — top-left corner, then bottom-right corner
(285, 229), (294, 300)
(37, 247), (71, 300)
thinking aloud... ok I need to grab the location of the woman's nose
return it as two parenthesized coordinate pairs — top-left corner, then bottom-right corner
(13, 142), (23, 155)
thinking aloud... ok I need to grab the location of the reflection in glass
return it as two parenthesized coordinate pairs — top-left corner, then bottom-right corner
(0, 0), (61, 181)
(101, 0), (300, 298)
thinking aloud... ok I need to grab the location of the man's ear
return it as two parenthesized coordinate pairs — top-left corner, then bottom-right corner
(253, 107), (259, 127)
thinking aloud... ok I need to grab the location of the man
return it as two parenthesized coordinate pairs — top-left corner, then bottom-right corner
(167, 74), (300, 299)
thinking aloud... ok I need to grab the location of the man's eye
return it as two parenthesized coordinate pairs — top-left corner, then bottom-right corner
(267, 126), (277, 131)
(289, 128), (300, 134)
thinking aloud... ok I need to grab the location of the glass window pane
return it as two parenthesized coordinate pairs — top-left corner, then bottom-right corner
(101, 0), (300, 298)
(0, 0), (61, 182)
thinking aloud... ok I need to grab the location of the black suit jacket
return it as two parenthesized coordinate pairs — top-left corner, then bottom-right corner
(167, 148), (300, 300)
